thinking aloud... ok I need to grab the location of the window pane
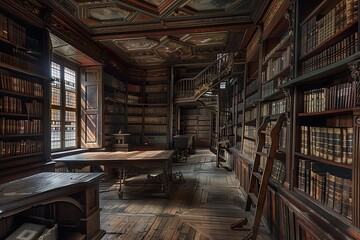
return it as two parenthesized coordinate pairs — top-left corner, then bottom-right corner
(65, 110), (76, 148)
(51, 62), (61, 106)
(51, 108), (61, 150)
(66, 91), (76, 108)
(51, 63), (78, 151)
(65, 67), (77, 108)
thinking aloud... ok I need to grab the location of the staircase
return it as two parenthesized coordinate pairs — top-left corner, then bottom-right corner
(174, 53), (234, 109)
(174, 53), (236, 162)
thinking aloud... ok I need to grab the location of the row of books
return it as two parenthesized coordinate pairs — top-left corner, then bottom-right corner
(104, 115), (125, 124)
(264, 32), (290, 63)
(237, 112), (243, 124)
(145, 107), (168, 115)
(244, 107), (257, 122)
(237, 101), (244, 112)
(145, 84), (168, 93)
(0, 48), (41, 74)
(298, 159), (352, 219)
(127, 94), (143, 104)
(262, 0), (285, 31)
(0, 96), (43, 115)
(300, 0), (358, 56)
(0, 13), (25, 47)
(262, 46), (290, 82)
(145, 94), (168, 104)
(0, 140), (43, 157)
(128, 83), (142, 93)
(0, 73), (43, 96)
(144, 135), (167, 145)
(300, 126), (353, 165)
(271, 159), (286, 183)
(104, 104), (125, 114)
(0, 118), (42, 135)
(104, 73), (126, 90)
(303, 81), (354, 113)
(242, 138), (256, 160)
(127, 116), (142, 124)
(301, 32), (358, 75)
(144, 116), (167, 124)
(245, 91), (260, 108)
(246, 77), (260, 95)
(144, 124), (167, 134)
(260, 99), (287, 117)
(244, 125), (256, 139)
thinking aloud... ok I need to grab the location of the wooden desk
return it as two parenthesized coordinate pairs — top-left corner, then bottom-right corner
(0, 172), (105, 240)
(54, 150), (174, 199)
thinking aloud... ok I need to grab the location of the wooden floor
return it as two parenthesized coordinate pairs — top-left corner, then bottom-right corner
(99, 149), (271, 240)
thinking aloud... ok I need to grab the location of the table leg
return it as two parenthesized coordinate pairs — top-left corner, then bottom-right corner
(118, 168), (125, 199)
(162, 160), (168, 195)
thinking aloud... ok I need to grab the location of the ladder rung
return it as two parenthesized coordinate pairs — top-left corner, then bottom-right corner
(252, 172), (262, 181)
(248, 192), (258, 206)
(256, 151), (267, 157)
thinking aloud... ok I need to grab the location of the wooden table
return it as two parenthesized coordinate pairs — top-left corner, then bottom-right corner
(54, 150), (174, 199)
(0, 172), (105, 240)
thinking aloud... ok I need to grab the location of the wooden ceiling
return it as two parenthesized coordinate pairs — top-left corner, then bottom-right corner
(50, 0), (259, 67)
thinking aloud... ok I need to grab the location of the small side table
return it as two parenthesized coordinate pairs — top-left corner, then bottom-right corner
(112, 133), (131, 151)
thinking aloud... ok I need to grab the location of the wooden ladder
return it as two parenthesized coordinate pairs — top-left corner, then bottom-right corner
(231, 113), (286, 240)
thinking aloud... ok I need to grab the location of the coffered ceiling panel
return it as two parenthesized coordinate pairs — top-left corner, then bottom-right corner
(52, 0), (259, 67)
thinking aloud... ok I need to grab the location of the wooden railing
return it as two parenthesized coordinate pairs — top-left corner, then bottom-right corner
(193, 53), (233, 99)
(174, 53), (233, 104)
(174, 78), (195, 102)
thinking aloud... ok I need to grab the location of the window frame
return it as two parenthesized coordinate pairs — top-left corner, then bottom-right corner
(50, 56), (80, 152)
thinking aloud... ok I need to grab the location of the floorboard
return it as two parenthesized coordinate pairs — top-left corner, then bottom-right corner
(100, 149), (272, 240)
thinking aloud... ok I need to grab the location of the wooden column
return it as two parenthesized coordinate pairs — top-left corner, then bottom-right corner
(349, 59), (360, 227)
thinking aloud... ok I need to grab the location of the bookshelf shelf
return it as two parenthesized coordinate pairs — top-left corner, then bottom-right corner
(295, 152), (352, 169)
(293, 188), (352, 225)
(0, 152), (44, 161)
(282, 52), (360, 87)
(0, 63), (46, 79)
(300, 21), (358, 60)
(0, 113), (42, 118)
(0, 134), (43, 139)
(263, 33), (290, 64)
(263, 65), (290, 83)
(298, 108), (353, 117)
(0, 89), (44, 99)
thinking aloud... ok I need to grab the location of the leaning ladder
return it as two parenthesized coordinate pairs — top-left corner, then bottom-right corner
(231, 113), (286, 240)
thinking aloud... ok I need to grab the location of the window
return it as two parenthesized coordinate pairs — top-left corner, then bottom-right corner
(51, 61), (78, 151)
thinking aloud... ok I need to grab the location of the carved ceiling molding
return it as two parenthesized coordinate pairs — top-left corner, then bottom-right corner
(47, 15), (102, 62)
(13, 0), (42, 18)
(90, 15), (251, 35)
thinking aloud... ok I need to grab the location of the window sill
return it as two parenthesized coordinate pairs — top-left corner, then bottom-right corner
(51, 148), (89, 160)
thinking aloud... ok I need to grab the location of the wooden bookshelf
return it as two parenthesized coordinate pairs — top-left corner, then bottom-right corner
(126, 69), (170, 148)
(0, 4), (54, 184)
(103, 71), (126, 149)
(279, 0), (359, 238)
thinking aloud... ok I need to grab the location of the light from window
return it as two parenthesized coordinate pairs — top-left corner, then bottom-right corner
(51, 62), (78, 151)
(220, 82), (226, 89)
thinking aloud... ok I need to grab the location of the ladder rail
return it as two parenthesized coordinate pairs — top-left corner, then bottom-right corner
(231, 113), (287, 240)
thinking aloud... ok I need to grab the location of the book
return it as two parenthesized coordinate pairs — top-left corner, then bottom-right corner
(326, 172), (336, 209)
(342, 177), (352, 219)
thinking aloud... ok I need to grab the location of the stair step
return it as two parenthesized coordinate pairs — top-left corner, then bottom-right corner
(248, 192), (258, 206)
(256, 151), (268, 157)
(252, 172), (262, 181)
